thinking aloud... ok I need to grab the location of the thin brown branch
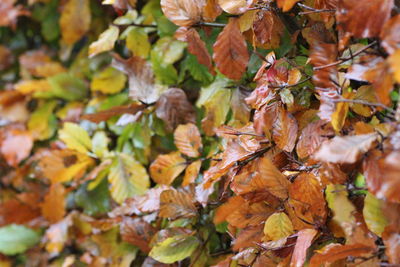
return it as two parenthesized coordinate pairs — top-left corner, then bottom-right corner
(314, 41), (378, 71)
(298, 3), (335, 15)
(195, 21), (226, 28)
(331, 98), (396, 114)
(272, 77), (312, 89)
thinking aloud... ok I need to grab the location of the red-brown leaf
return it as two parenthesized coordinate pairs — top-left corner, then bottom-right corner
(213, 18), (249, 80)
(160, 0), (205, 27)
(290, 229), (318, 267)
(120, 217), (156, 253)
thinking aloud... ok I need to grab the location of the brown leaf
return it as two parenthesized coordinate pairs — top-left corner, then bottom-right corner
(181, 28), (214, 74)
(233, 225), (264, 251)
(364, 58), (394, 106)
(203, 0), (223, 21)
(296, 120), (334, 159)
(214, 196), (246, 224)
(314, 133), (378, 164)
(174, 123), (202, 158)
(364, 150), (400, 203)
(112, 54), (159, 104)
(159, 187), (197, 219)
(272, 106), (298, 152)
(183, 160), (201, 186)
(381, 15), (400, 54)
(290, 229), (318, 267)
(289, 173), (327, 224)
(227, 201), (274, 228)
(310, 42), (340, 121)
(160, 0), (205, 26)
(40, 183), (66, 224)
(0, 127), (33, 167)
(382, 226), (400, 264)
(155, 88), (196, 132)
(150, 151), (187, 185)
(253, 10), (283, 48)
(19, 50), (66, 78)
(0, 0), (29, 29)
(309, 243), (375, 267)
(213, 18), (249, 80)
(336, 0), (393, 39)
(0, 195), (41, 227)
(81, 103), (146, 123)
(277, 0), (300, 11)
(120, 217), (156, 253)
(256, 156), (290, 199)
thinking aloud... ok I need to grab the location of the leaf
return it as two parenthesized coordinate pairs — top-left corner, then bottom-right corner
(183, 160), (202, 186)
(120, 217), (156, 253)
(380, 15), (400, 54)
(28, 100), (57, 140)
(263, 212), (294, 241)
(0, 128), (33, 167)
(0, 225), (40, 255)
(108, 153), (150, 204)
(0, 0), (29, 29)
(388, 49), (400, 84)
(288, 173), (327, 224)
(217, 0), (250, 14)
(180, 28), (214, 74)
(174, 123), (202, 158)
(160, 0), (205, 27)
(253, 10), (283, 48)
(336, 0), (393, 39)
(227, 202), (274, 228)
(257, 156), (290, 199)
(149, 234), (200, 264)
(89, 25), (119, 57)
(277, 0), (300, 12)
(126, 27), (151, 58)
(363, 192), (388, 236)
(309, 243), (375, 267)
(272, 106), (298, 152)
(60, 0), (91, 45)
(213, 18), (249, 80)
(233, 225), (264, 251)
(59, 122), (92, 154)
(41, 183), (66, 223)
(296, 120), (333, 159)
(44, 214), (74, 254)
(75, 179), (111, 216)
(313, 133), (378, 164)
(112, 54), (161, 104)
(82, 103), (146, 123)
(159, 188), (197, 219)
(290, 229), (318, 267)
(155, 88), (196, 132)
(91, 67), (127, 94)
(39, 149), (94, 183)
(214, 196), (246, 224)
(150, 151), (187, 185)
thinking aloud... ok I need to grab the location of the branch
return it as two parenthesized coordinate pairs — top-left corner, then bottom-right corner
(297, 3), (335, 15)
(195, 22), (226, 28)
(331, 98), (395, 114)
(313, 41), (378, 71)
(271, 77), (312, 89)
(129, 23), (157, 28)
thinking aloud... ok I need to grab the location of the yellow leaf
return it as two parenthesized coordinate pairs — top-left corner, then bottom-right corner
(89, 25), (119, 58)
(331, 92), (353, 132)
(40, 183), (66, 223)
(59, 122), (92, 154)
(108, 153), (150, 204)
(91, 67), (127, 94)
(363, 192), (388, 236)
(60, 0), (91, 45)
(150, 151), (186, 185)
(174, 123), (202, 158)
(238, 10), (257, 32)
(28, 100), (57, 140)
(126, 27), (151, 58)
(14, 79), (52, 95)
(263, 212), (294, 241)
(183, 160), (201, 186)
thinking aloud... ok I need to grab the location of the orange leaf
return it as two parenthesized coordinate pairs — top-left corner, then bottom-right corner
(150, 151), (187, 185)
(41, 183), (66, 224)
(309, 243), (375, 267)
(277, 0), (300, 12)
(296, 120), (333, 159)
(184, 28), (214, 74)
(290, 229), (318, 267)
(183, 160), (201, 186)
(227, 201), (274, 228)
(214, 196), (246, 224)
(256, 156), (290, 199)
(253, 10), (283, 48)
(380, 15), (400, 54)
(120, 217), (156, 253)
(217, 0), (251, 14)
(213, 18), (249, 80)
(272, 106), (298, 152)
(174, 123), (202, 158)
(0, 127), (33, 167)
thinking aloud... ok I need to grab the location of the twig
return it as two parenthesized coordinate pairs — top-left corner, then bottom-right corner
(129, 23), (157, 28)
(195, 22), (226, 28)
(297, 3), (335, 15)
(331, 98), (396, 114)
(271, 77), (312, 89)
(314, 41), (378, 71)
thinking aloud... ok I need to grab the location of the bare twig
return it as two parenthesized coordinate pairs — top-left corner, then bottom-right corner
(331, 98), (396, 113)
(195, 21), (226, 28)
(298, 3), (335, 15)
(314, 41), (378, 71)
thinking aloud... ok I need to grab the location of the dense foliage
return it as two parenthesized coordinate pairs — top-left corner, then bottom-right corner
(1, 0), (400, 266)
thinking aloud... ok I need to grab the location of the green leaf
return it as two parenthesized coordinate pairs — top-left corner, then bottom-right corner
(152, 37), (186, 65)
(91, 67), (127, 94)
(108, 153), (150, 203)
(59, 122), (92, 154)
(125, 27), (151, 58)
(0, 225), (40, 255)
(149, 235), (200, 264)
(363, 192), (388, 236)
(37, 73), (88, 101)
(75, 179), (111, 216)
(180, 54), (214, 85)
